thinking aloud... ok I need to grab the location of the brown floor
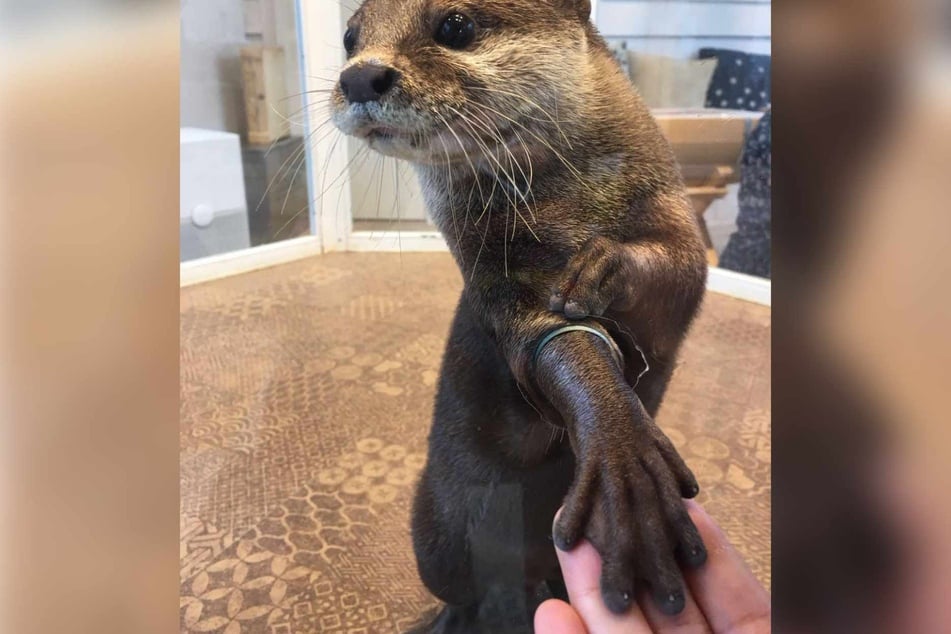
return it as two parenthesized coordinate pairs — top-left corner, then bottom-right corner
(180, 252), (771, 634)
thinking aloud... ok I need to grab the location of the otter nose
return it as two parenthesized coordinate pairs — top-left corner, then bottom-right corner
(339, 63), (399, 104)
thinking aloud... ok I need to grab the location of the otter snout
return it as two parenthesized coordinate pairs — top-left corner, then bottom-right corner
(339, 63), (400, 104)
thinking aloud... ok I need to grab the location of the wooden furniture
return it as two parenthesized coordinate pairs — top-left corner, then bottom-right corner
(180, 128), (251, 262)
(240, 46), (290, 145)
(654, 108), (764, 266)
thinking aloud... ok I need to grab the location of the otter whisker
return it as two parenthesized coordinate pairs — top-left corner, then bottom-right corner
(335, 145), (372, 230)
(319, 132), (346, 203)
(453, 108), (539, 244)
(476, 110), (538, 224)
(278, 141), (370, 236)
(268, 100), (324, 132)
(277, 118), (340, 218)
(470, 164), (500, 281)
(279, 143), (309, 218)
(376, 155), (386, 222)
(511, 127), (536, 222)
(274, 130), (348, 239)
(452, 114), (521, 258)
(446, 111), (516, 277)
(392, 157), (403, 264)
(261, 111), (332, 161)
(432, 113), (481, 233)
(448, 109), (522, 217)
(466, 100), (596, 196)
(276, 89), (335, 105)
(254, 122), (326, 215)
(278, 101), (334, 132)
(469, 85), (574, 150)
(474, 169), (498, 225)
(464, 106), (540, 230)
(435, 133), (466, 267)
(431, 112), (497, 280)
(460, 108), (529, 201)
(356, 151), (384, 226)
(433, 111), (488, 228)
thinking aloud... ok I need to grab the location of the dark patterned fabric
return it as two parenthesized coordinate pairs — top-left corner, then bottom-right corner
(720, 110), (772, 278)
(699, 48), (771, 112)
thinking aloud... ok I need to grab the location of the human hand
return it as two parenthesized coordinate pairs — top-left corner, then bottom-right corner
(536, 500), (770, 633)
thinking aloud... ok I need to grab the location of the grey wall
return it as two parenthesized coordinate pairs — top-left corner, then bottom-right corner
(597, 0), (771, 57)
(181, 0), (304, 138)
(181, 0), (249, 135)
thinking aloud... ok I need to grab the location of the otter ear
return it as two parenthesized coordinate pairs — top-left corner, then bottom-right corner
(554, 0), (592, 23)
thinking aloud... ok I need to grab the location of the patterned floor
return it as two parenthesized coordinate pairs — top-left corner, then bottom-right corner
(180, 252), (771, 633)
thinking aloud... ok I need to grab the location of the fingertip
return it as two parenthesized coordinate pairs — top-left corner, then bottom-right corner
(680, 501), (771, 633)
(684, 500), (719, 544)
(554, 538), (602, 585)
(534, 599), (587, 634)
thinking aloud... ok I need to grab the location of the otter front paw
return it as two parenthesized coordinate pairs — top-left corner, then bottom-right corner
(549, 236), (638, 319)
(553, 420), (706, 616)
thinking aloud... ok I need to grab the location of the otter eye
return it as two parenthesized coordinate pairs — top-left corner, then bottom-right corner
(343, 27), (358, 57)
(435, 13), (475, 50)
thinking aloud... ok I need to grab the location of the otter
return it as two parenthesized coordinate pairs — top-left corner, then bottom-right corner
(330, 0), (709, 631)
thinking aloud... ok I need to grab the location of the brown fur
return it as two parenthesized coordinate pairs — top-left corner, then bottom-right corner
(331, 1), (708, 630)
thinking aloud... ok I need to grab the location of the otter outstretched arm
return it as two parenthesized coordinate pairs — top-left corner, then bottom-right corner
(534, 331), (707, 616)
(463, 280), (706, 617)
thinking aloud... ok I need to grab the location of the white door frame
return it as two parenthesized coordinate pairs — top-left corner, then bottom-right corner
(298, 0), (353, 252)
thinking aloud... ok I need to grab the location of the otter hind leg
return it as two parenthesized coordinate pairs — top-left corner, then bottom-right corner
(411, 474), (540, 632)
(406, 600), (534, 634)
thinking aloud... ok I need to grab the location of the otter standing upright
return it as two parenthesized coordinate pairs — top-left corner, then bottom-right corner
(331, 1), (709, 631)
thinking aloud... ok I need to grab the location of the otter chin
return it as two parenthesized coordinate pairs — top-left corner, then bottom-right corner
(330, 0), (710, 630)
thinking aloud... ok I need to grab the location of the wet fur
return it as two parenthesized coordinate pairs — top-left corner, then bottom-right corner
(331, 1), (708, 631)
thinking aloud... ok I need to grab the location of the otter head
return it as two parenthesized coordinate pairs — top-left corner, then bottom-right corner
(330, 0), (593, 165)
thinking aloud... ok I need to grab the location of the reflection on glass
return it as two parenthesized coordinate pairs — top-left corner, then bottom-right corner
(180, 0), (312, 263)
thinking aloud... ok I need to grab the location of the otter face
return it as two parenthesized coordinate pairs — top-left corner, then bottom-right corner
(330, 0), (592, 165)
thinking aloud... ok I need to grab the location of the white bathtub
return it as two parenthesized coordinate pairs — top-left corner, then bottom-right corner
(180, 128), (251, 262)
